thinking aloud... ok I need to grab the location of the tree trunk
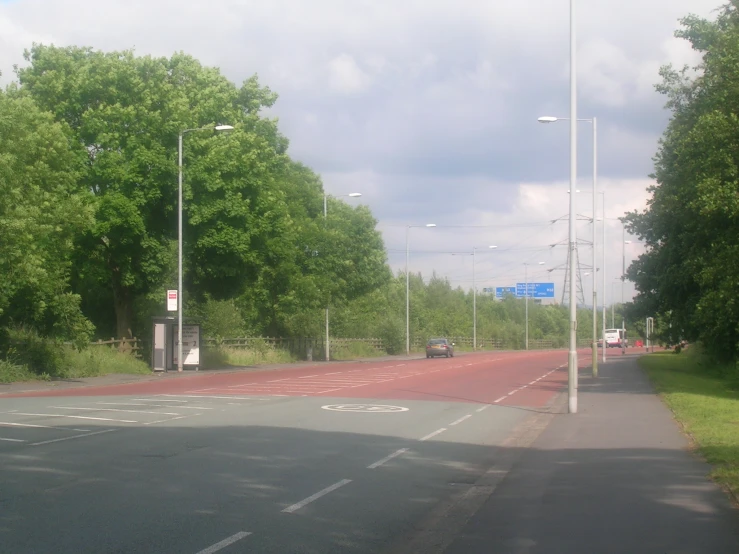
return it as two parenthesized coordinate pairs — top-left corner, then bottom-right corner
(113, 283), (134, 339)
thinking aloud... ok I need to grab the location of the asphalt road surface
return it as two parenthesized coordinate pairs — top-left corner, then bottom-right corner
(0, 348), (590, 553)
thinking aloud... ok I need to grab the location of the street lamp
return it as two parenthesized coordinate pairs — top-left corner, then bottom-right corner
(322, 192), (362, 361)
(473, 245), (497, 351)
(538, 114), (597, 378)
(600, 191), (606, 364)
(524, 262), (545, 350)
(406, 224), (436, 355)
(177, 124), (234, 372)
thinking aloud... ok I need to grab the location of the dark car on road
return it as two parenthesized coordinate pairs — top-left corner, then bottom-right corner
(426, 338), (455, 358)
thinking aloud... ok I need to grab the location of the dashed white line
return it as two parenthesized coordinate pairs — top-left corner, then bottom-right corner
(529, 381), (537, 385)
(368, 448), (409, 469)
(449, 414), (472, 426)
(419, 428), (447, 441)
(143, 414), (202, 426)
(476, 405), (490, 412)
(49, 406), (181, 416)
(195, 531), (252, 554)
(137, 398), (188, 402)
(282, 479), (353, 513)
(493, 396), (507, 403)
(268, 378), (291, 382)
(11, 412), (137, 423)
(298, 374), (320, 379)
(30, 428), (117, 446)
(0, 437), (25, 442)
(325, 372), (344, 375)
(507, 390), (518, 396)
(0, 421), (90, 432)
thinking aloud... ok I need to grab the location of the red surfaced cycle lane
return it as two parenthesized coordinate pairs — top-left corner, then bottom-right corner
(1, 348), (594, 408)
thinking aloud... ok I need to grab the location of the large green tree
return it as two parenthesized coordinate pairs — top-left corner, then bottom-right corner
(0, 90), (94, 344)
(625, 2), (739, 361)
(16, 45), (294, 338)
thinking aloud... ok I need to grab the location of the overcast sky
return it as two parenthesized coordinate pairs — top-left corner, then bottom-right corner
(0, 0), (721, 306)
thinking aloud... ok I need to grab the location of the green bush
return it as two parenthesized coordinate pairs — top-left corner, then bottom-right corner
(0, 358), (39, 383)
(330, 341), (384, 361)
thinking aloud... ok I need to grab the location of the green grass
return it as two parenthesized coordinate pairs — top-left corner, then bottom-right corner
(0, 345), (151, 383)
(639, 347), (739, 498)
(202, 345), (297, 368)
(330, 341), (385, 361)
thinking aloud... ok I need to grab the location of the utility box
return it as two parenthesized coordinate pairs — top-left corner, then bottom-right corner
(151, 316), (201, 372)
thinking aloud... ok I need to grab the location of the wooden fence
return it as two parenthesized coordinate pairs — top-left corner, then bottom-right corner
(89, 337), (143, 359)
(89, 334), (592, 362)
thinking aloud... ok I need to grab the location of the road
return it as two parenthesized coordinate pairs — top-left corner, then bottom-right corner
(0, 348), (592, 553)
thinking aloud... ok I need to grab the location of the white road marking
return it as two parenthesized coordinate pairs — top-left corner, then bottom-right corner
(419, 428), (447, 441)
(95, 402), (213, 410)
(529, 381), (537, 385)
(143, 414), (201, 426)
(298, 374), (320, 379)
(0, 437), (25, 442)
(0, 421), (90, 432)
(282, 479), (353, 513)
(137, 398), (188, 403)
(49, 406), (181, 416)
(195, 531), (252, 554)
(268, 378), (291, 382)
(12, 412), (137, 423)
(30, 429), (117, 446)
(325, 372), (344, 375)
(507, 390), (518, 396)
(449, 414), (472, 426)
(493, 396), (507, 403)
(476, 405), (490, 412)
(368, 448), (409, 469)
(172, 395), (267, 400)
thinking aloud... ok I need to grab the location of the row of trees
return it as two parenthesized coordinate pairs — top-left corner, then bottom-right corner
(0, 44), (389, 353)
(1, 43), (633, 365)
(625, 3), (739, 365)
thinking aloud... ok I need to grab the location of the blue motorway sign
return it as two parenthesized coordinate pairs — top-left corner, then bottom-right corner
(515, 282), (555, 298)
(495, 286), (517, 298)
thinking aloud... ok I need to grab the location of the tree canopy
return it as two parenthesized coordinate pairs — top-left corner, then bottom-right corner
(625, 2), (739, 362)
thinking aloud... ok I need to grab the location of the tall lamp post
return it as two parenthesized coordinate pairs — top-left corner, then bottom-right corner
(177, 124), (233, 372)
(406, 224), (436, 355)
(600, 191), (606, 363)
(524, 262), (545, 350)
(538, 115), (597, 377)
(322, 192), (362, 361)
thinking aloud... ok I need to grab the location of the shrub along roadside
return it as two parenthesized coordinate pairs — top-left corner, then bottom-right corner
(639, 347), (739, 499)
(0, 327), (151, 383)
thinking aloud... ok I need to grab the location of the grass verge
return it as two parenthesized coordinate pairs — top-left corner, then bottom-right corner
(0, 345), (151, 383)
(639, 348), (739, 499)
(330, 341), (385, 361)
(202, 345), (297, 368)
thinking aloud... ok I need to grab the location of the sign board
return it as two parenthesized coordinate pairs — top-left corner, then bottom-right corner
(515, 282), (555, 298)
(495, 286), (517, 298)
(167, 290), (178, 312)
(172, 324), (200, 366)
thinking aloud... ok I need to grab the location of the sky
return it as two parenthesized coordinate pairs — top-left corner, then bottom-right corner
(0, 0), (722, 307)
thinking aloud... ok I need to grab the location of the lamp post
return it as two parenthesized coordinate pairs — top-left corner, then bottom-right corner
(177, 124), (233, 372)
(322, 192), (362, 361)
(524, 262), (546, 350)
(600, 191), (606, 363)
(406, 224), (436, 355)
(538, 114), (597, 378)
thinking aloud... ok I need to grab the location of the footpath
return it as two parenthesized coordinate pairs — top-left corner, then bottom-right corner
(444, 352), (739, 554)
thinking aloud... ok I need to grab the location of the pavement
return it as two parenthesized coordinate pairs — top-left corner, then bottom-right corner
(440, 352), (739, 554)
(0, 347), (737, 553)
